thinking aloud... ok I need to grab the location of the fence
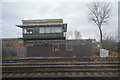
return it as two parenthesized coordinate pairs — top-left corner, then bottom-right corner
(3, 47), (27, 58)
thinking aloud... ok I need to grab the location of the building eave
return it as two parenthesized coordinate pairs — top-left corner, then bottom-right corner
(16, 23), (67, 28)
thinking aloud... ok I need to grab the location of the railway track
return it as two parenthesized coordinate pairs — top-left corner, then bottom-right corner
(2, 56), (120, 79)
(3, 56), (119, 62)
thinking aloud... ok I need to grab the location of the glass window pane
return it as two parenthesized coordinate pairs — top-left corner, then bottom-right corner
(26, 28), (33, 34)
(51, 27), (55, 33)
(50, 27), (62, 33)
(46, 27), (50, 33)
(23, 29), (27, 34)
(40, 27), (45, 33)
(54, 27), (58, 33)
(56, 27), (62, 33)
(53, 44), (59, 51)
(33, 28), (39, 34)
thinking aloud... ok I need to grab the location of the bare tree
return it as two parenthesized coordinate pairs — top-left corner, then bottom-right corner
(87, 2), (110, 44)
(74, 30), (82, 40)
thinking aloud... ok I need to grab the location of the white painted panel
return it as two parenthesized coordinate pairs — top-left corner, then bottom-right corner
(100, 49), (109, 57)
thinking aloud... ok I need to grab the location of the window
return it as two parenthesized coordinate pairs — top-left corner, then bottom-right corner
(24, 28), (40, 34)
(33, 28), (39, 34)
(40, 27), (45, 33)
(39, 27), (62, 33)
(23, 29), (27, 34)
(54, 27), (62, 33)
(66, 44), (73, 51)
(53, 44), (59, 51)
(51, 27), (55, 33)
(26, 28), (33, 34)
(46, 27), (51, 33)
(51, 27), (62, 33)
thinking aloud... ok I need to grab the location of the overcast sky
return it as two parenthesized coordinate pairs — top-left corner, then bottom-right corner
(1, 1), (118, 41)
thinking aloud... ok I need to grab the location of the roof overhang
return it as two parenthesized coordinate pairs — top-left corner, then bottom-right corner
(16, 23), (67, 28)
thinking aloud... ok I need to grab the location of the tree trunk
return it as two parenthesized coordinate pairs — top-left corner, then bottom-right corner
(98, 25), (103, 48)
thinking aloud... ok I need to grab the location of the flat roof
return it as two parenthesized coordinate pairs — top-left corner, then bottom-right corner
(22, 19), (63, 23)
